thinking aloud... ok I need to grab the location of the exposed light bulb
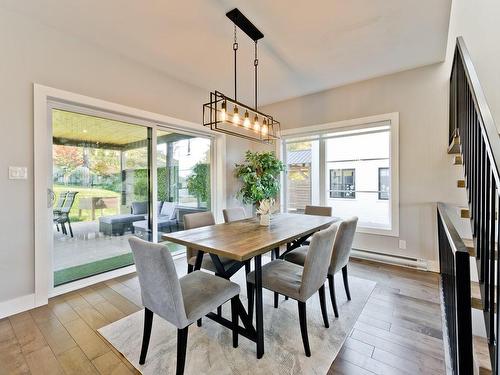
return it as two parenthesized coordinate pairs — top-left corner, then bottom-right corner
(262, 119), (268, 135)
(220, 101), (226, 122)
(232, 105), (239, 124)
(243, 111), (250, 128)
(253, 115), (260, 132)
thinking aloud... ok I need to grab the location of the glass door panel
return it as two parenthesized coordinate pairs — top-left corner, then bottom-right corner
(284, 139), (319, 213)
(51, 109), (150, 286)
(156, 129), (211, 254)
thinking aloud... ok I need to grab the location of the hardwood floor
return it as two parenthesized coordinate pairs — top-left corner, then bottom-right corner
(329, 259), (445, 375)
(0, 258), (444, 374)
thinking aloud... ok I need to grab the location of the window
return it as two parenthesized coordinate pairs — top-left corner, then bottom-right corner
(282, 113), (399, 237)
(378, 167), (390, 200)
(330, 169), (356, 199)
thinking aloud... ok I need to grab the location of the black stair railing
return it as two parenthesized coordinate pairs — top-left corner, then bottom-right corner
(438, 203), (473, 374)
(448, 36), (500, 374)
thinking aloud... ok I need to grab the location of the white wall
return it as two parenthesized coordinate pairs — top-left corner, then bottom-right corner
(444, 0), (500, 130)
(0, 7), (254, 305)
(262, 63), (464, 265)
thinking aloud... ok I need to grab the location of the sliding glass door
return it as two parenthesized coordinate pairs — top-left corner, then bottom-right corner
(51, 109), (151, 286)
(50, 108), (214, 286)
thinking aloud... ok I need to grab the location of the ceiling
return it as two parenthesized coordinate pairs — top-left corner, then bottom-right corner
(1, 0), (452, 105)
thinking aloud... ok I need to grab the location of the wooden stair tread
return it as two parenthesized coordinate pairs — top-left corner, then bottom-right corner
(457, 179), (466, 188)
(463, 238), (475, 256)
(473, 335), (492, 375)
(471, 281), (497, 311)
(453, 155), (463, 165)
(460, 207), (470, 219)
(448, 135), (460, 154)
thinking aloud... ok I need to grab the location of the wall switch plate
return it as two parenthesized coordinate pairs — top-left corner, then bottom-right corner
(399, 239), (407, 250)
(9, 166), (28, 180)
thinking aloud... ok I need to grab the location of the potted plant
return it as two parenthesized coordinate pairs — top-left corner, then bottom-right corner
(235, 150), (285, 222)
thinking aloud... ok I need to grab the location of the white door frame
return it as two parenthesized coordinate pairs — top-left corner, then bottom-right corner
(34, 84), (226, 305)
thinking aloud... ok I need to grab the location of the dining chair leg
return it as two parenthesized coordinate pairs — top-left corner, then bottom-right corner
(318, 285), (329, 328)
(217, 306), (222, 316)
(285, 296), (289, 300)
(254, 255), (264, 359)
(327, 274), (339, 318)
(231, 297), (239, 348)
(176, 326), (189, 375)
(187, 264), (194, 274)
(67, 218), (74, 238)
(274, 292), (279, 308)
(197, 318), (202, 327)
(247, 282), (254, 324)
(139, 308), (153, 365)
(342, 265), (351, 300)
(298, 301), (311, 357)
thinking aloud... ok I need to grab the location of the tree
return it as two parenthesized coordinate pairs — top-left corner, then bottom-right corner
(53, 145), (83, 184)
(186, 163), (210, 207)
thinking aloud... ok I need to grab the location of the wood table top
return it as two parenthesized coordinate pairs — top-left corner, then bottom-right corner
(162, 213), (338, 261)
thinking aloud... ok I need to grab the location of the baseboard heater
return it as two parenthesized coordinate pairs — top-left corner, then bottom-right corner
(351, 248), (429, 270)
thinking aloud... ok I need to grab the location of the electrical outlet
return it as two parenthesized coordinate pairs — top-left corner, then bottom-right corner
(399, 240), (407, 250)
(9, 166), (28, 180)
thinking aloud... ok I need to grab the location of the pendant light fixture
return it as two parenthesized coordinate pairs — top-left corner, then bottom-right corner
(203, 8), (281, 144)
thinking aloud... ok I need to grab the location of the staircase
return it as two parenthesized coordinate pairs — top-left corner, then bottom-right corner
(439, 36), (499, 375)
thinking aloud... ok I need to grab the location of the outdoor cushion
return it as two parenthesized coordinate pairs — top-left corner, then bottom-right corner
(160, 202), (177, 220)
(133, 217), (177, 231)
(187, 254), (241, 273)
(180, 271), (240, 325)
(247, 260), (304, 301)
(132, 201), (148, 215)
(99, 214), (145, 224)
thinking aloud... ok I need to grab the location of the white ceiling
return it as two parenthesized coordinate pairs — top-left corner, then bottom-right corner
(1, 0), (451, 105)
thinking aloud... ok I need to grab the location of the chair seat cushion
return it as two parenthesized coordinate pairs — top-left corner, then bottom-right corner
(187, 254), (240, 273)
(247, 259), (304, 301)
(284, 246), (309, 266)
(180, 271), (240, 324)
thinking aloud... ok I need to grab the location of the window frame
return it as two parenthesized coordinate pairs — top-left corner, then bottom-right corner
(278, 112), (399, 237)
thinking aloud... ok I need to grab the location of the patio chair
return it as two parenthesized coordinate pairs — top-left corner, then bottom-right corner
(53, 191), (68, 232)
(54, 192), (78, 237)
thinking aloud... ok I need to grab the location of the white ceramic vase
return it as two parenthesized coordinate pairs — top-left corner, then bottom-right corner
(260, 213), (271, 226)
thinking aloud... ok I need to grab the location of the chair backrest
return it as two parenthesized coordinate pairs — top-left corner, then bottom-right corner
(299, 223), (338, 300)
(304, 205), (332, 217)
(329, 217), (358, 275)
(61, 192), (78, 214)
(54, 191), (68, 211)
(128, 237), (188, 328)
(183, 211), (216, 261)
(160, 201), (177, 220)
(222, 207), (246, 223)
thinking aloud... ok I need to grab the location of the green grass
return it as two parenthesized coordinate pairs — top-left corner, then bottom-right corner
(54, 184), (120, 222)
(54, 253), (135, 286)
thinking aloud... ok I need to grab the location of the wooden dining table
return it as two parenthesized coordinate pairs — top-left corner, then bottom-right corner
(162, 212), (338, 358)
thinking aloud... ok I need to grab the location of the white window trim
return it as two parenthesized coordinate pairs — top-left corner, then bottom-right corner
(34, 84), (226, 304)
(277, 112), (399, 237)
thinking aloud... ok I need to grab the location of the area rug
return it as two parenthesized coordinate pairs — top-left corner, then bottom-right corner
(98, 266), (376, 374)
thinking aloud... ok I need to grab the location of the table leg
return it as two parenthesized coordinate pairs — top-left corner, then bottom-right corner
(194, 250), (204, 271)
(254, 254), (264, 358)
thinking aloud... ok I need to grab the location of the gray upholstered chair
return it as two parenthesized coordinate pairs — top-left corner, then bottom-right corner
(246, 223), (338, 356)
(222, 207), (246, 223)
(129, 237), (241, 375)
(285, 217), (358, 318)
(304, 205), (332, 216)
(184, 212), (241, 274)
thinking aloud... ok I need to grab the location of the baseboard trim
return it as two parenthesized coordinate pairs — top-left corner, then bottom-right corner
(0, 293), (36, 319)
(351, 248), (431, 271)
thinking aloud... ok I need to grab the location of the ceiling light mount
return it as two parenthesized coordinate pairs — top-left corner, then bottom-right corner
(203, 8), (280, 144)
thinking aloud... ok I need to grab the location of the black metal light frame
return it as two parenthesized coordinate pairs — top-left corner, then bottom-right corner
(202, 8), (281, 144)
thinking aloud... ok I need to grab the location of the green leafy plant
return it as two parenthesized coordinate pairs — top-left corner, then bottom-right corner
(187, 163), (210, 207)
(235, 150), (285, 205)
